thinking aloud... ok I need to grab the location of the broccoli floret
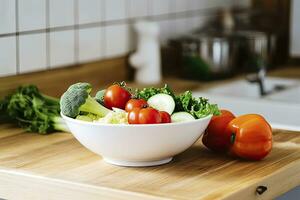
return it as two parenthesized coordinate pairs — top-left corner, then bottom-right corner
(95, 89), (105, 105)
(60, 83), (110, 118)
(68, 82), (92, 92)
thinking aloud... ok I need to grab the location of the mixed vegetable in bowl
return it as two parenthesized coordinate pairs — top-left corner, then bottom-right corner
(60, 82), (220, 125)
(0, 83), (273, 161)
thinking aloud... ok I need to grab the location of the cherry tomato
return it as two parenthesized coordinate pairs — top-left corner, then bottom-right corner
(128, 107), (161, 124)
(159, 111), (171, 123)
(226, 114), (272, 160)
(125, 99), (148, 112)
(128, 108), (140, 124)
(202, 110), (235, 152)
(139, 108), (161, 124)
(104, 84), (131, 109)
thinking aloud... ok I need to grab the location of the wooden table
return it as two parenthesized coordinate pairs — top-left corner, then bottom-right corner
(1, 58), (300, 199)
(0, 124), (299, 200)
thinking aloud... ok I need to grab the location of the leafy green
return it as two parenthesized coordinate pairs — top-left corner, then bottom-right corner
(135, 84), (220, 118)
(135, 84), (175, 100)
(175, 91), (220, 118)
(0, 85), (69, 134)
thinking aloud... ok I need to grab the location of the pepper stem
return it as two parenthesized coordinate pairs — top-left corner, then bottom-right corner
(230, 133), (236, 144)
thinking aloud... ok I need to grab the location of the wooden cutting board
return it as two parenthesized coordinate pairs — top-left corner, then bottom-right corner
(0, 124), (300, 200)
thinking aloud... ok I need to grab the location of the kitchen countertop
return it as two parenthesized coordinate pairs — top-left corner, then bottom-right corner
(0, 124), (300, 200)
(0, 58), (300, 199)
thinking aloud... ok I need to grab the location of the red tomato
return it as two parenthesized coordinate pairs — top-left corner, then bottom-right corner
(125, 99), (148, 112)
(128, 108), (140, 124)
(159, 111), (171, 123)
(104, 84), (131, 109)
(226, 114), (272, 160)
(128, 107), (161, 124)
(139, 108), (161, 124)
(202, 110), (235, 152)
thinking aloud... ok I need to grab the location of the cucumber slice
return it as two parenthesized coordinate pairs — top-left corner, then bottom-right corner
(147, 94), (175, 114)
(112, 107), (126, 113)
(171, 112), (195, 123)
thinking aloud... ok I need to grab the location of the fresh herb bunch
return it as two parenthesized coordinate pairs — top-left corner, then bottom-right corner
(135, 84), (220, 118)
(0, 85), (69, 134)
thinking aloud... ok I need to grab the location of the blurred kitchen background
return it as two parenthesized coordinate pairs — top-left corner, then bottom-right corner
(1, 0), (300, 76)
(1, 0), (300, 122)
(1, 0), (299, 110)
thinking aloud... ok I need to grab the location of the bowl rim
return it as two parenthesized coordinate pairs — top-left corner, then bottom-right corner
(61, 112), (212, 127)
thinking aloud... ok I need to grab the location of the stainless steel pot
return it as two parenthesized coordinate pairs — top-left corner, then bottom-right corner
(235, 31), (269, 73)
(237, 31), (268, 59)
(174, 33), (240, 80)
(169, 30), (270, 80)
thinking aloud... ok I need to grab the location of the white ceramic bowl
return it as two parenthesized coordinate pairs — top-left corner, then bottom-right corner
(61, 113), (212, 167)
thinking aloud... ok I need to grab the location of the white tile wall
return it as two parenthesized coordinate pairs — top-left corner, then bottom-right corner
(0, 0), (16, 34)
(104, 0), (127, 21)
(187, 0), (201, 11)
(78, 0), (103, 24)
(174, 18), (188, 37)
(0, 0), (250, 77)
(0, 36), (16, 77)
(129, 0), (149, 18)
(18, 0), (46, 31)
(151, 0), (171, 16)
(50, 30), (75, 68)
(105, 24), (130, 58)
(166, 19), (177, 39)
(217, 0), (236, 8)
(19, 33), (47, 73)
(173, 0), (188, 13)
(197, 0), (222, 9)
(191, 15), (208, 31)
(79, 27), (103, 62)
(49, 0), (74, 27)
(157, 20), (172, 45)
(233, 0), (251, 7)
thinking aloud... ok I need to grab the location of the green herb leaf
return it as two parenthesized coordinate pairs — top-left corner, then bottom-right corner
(135, 84), (175, 100)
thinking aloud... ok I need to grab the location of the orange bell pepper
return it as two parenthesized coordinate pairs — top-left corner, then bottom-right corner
(226, 114), (273, 160)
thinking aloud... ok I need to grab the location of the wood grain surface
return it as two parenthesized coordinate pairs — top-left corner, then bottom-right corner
(0, 123), (299, 200)
(1, 58), (300, 199)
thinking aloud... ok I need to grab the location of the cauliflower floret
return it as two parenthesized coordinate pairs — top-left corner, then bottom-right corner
(96, 109), (128, 124)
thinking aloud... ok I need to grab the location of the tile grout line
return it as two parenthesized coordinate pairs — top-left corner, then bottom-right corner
(148, 0), (154, 21)
(100, 0), (104, 59)
(15, 0), (20, 74)
(102, 0), (106, 58)
(125, 0), (130, 52)
(0, 7), (219, 39)
(147, 0), (151, 17)
(46, 0), (50, 69)
(126, 0), (130, 20)
(74, 0), (79, 64)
